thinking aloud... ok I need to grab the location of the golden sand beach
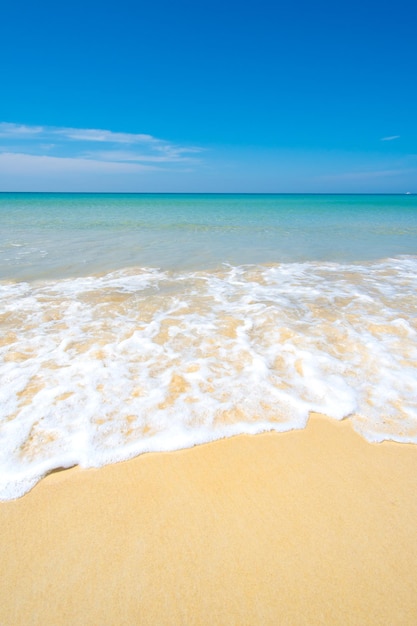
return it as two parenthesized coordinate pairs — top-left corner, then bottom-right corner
(1, 413), (417, 625)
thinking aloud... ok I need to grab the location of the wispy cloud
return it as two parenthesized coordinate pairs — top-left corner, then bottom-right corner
(380, 135), (400, 141)
(0, 152), (161, 174)
(54, 127), (158, 144)
(0, 122), (44, 137)
(0, 122), (202, 166)
(84, 148), (202, 164)
(0, 151), (174, 192)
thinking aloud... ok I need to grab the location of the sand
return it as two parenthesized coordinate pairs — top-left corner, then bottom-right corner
(1, 413), (417, 625)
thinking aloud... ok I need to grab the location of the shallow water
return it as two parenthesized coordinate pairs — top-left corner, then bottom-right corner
(1, 193), (417, 279)
(1, 194), (416, 499)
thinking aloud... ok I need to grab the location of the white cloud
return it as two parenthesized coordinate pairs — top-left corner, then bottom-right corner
(0, 150), (208, 192)
(83, 149), (202, 164)
(0, 121), (202, 170)
(54, 127), (158, 144)
(0, 122), (45, 137)
(0, 122), (157, 144)
(0, 152), (161, 174)
(0, 152), (170, 192)
(380, 135), (400, 141)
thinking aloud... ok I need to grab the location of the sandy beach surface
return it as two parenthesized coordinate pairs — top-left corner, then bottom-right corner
(1, 413), (417, 625)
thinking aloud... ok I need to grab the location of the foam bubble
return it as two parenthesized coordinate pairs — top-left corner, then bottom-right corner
(1, 258), (417, 499)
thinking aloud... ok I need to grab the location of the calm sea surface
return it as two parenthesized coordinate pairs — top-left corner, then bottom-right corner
(1, 193), (417, 279)
(1, 193), (416, 499)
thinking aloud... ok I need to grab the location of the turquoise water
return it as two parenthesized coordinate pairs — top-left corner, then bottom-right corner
(1, 193), (417, 499)
(1, 193), (417, 280)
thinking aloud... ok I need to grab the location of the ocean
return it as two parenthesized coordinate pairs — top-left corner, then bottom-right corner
(1, 193), (416, 499)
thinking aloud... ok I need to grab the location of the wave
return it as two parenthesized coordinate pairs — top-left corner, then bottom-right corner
(1, 258), (416, 499)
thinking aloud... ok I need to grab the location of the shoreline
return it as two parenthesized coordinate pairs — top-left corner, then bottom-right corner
(1, 413), (417, 625)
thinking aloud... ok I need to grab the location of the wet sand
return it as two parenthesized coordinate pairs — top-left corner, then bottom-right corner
(1, 413), (417, 625)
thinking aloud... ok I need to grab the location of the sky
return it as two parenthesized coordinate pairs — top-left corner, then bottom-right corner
(0, 0), (416, 192)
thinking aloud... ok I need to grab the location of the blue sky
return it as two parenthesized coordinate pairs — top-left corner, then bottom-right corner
(1, 0), (416, 192)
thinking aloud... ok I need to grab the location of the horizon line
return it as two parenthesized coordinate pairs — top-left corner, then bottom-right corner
(0, 191), (414, 196)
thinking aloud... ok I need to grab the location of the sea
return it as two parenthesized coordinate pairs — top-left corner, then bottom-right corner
(1, 193), (417, 500)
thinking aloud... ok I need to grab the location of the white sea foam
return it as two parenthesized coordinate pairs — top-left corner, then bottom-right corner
(1, 258), (417, 500)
